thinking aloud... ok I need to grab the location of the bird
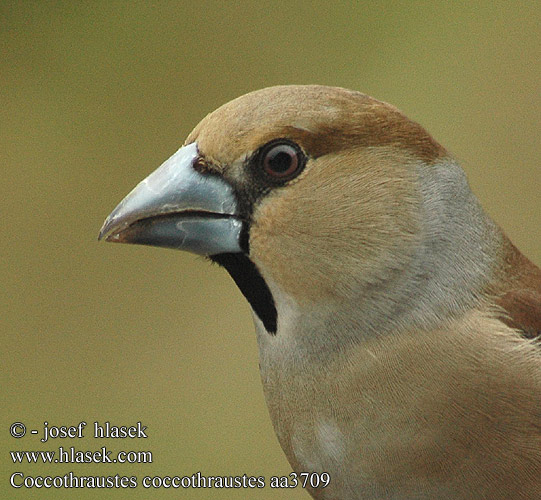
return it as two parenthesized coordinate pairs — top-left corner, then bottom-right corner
(99, 85), (541, 500)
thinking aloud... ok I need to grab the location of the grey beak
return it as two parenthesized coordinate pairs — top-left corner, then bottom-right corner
(98, 142), (243, 256)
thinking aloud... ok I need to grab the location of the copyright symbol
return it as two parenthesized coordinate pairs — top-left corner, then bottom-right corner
(10, 422), (26, 438)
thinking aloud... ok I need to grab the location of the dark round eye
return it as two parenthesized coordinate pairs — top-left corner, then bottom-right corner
(261, 142), (303, 180)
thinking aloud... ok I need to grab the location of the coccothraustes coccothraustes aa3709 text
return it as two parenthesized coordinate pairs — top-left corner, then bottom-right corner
(100, 85), (541, 500)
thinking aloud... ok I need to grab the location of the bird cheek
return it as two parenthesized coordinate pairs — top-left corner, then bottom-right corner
(249, 197), (337, 305)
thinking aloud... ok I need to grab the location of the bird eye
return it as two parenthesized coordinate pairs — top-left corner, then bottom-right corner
(260, 141), (304, 180)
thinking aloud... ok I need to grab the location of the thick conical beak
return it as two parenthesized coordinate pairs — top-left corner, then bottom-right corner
(98, 142), (243, 256)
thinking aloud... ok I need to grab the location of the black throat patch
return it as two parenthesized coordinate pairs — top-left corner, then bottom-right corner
(210, 253), (277, 335)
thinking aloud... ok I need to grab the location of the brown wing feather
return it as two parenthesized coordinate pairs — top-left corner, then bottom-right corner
(495, 239), (541, 339)
(498, 289), (541, 338)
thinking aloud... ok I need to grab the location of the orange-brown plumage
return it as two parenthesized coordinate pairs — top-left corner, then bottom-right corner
(495, 238), (541, 338)
(101, 85), (540, 499)
(187, 85), (446, 164)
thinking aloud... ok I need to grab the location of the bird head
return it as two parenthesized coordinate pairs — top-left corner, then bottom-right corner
(100, 85), (493, 337)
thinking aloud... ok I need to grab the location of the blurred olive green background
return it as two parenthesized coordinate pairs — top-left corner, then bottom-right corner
(2, 1), (539, 498)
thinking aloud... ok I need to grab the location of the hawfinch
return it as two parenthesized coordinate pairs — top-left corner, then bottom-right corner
(100, 85), (541, 499)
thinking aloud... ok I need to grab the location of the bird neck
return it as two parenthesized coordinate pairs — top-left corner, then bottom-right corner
(255, 158), (504, 361)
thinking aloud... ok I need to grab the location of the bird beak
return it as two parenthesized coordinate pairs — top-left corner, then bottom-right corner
(98, 142), (243, 256)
